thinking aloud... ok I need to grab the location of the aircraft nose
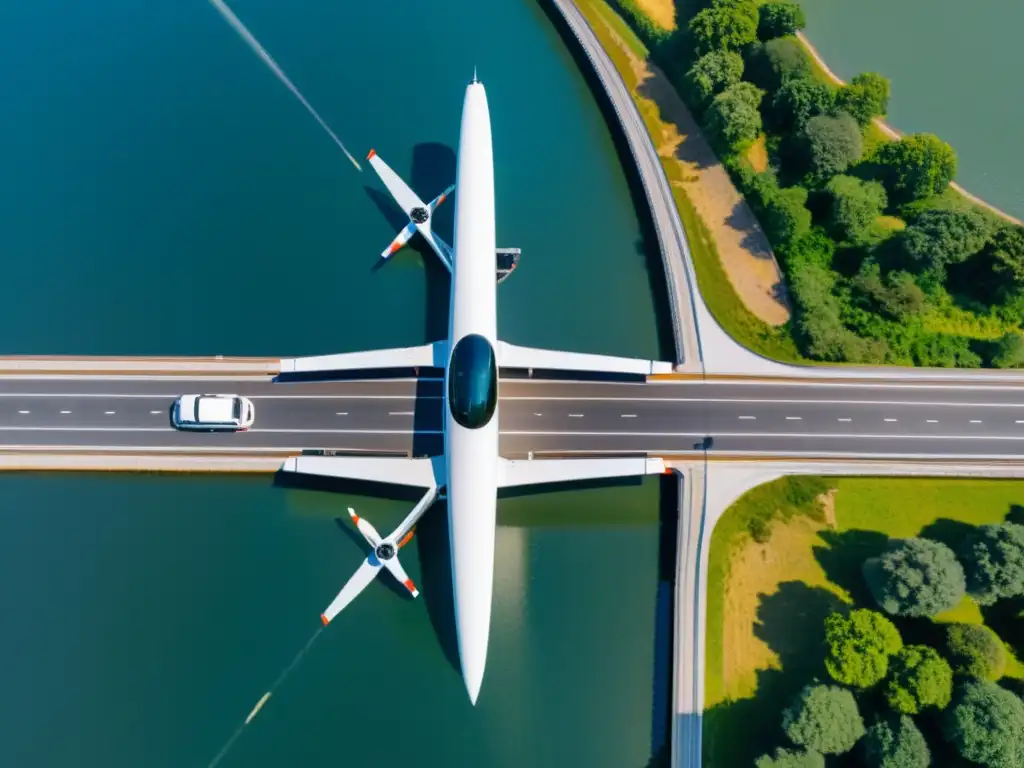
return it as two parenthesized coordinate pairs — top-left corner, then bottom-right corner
(463, 659), (484, 706)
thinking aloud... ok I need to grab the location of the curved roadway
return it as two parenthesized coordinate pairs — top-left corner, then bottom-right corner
(3, 376), (1024, 458)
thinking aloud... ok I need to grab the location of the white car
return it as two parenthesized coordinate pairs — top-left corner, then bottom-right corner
(171, 394), (255, 432)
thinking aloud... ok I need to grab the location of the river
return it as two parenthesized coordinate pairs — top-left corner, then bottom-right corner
(798, 0), (1024, 221)
(0, 0), (670, 766)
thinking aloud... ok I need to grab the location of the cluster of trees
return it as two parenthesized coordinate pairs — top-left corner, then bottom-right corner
(754, 521), (1024, 765)
(661, 0), (1024, 367)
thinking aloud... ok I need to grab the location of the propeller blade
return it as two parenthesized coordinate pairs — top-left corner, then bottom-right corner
(320, 558), (382, 625)
(381, 556), (419, 598)
(348, 507), (382, 547)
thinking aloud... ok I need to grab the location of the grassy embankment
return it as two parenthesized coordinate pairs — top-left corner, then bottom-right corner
(704, 477), (1024, 766)
(574, 0), (803, 362)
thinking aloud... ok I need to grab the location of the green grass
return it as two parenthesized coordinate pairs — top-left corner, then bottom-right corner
(584, 0), (651, 59)
(704, 478), (1024, 766)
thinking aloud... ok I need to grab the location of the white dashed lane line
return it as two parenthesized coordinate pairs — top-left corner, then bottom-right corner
(884, 418), (897, 422)
(738, 416), (756, 420)
(786, 416), (801, 421)
(838, 418), (852, 422)
(18, 410), (29, 414)
(620, 414), (637, 418)
(60, 410), (71, 415)
(568, 414), (584, 418)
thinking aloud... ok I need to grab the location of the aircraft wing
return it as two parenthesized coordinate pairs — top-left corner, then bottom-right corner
(497, 456), (666, 489)
(367, 150), (425, 216)
(282, 455), (445, 488)
(496, 340), (673, 376)
(280, 341), (448, 375)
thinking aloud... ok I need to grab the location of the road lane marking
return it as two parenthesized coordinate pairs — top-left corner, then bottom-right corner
(568, 414), (584, 418)
(0, 393), (436, 400)
(501, 395), (1024, 407)
(336, 412), (348, 416)
(17, 410), (28, 414)
(60, 410), (71, 414)
(387, 411), (414, 416)
(738, 416), (756, 420)
(928, 420), (939, 423)
(838, 418), (852, 422)
(0, 427), (443, 434)
(534, 413), (543, 416)
(884, 418), (897, 422)
(501, 430), (1024, 441)
(105, 411), (115, 415)
(620, 414), (637, 418)
(785, 416), (801, 420)
(970, 420), (982, 424)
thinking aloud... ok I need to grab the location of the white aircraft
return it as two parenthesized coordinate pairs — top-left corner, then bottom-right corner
(281, 75), (672, 704)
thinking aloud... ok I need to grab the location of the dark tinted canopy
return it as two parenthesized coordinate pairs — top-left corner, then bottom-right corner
(448, 334), (497, 430)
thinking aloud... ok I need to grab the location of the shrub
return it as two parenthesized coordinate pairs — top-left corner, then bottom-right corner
(836, 72), (891, 127)
(685, 49), (745, 105)
(991, 332), (1024, 368)
(874, 133), (958, 203)
(898, 208), (993, 276)
(987, 224), (1024, 285)
(943, 680), (1024, 767)
(688, 0), (759, 55)
(707, 82), (764, 149)
(852, 263), (926, 321)
(824, 175), (887, 244)
(824, 609), (903, 689)
(884, 644), (953, 714)
(755, 747), (824, 768)
(746, 36), (811, 91)
(946, 623), (1007, 680)
(757, 2), (806, 40)
(771, 76), (834, 133)
(959, 522), (1024, 605)
(862, 715), (931, 768)
(862, 537), (967, 617)
(909, 333), (981, 368)
(763, 185), (812, 246)
(783, 683), (866, 755)
(800, 112), (863, 182)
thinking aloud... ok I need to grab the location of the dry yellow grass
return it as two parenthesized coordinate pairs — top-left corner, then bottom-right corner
(745, 134), (769, 173)
(721, 515), (850, 701)
(631, 0), (676, 30)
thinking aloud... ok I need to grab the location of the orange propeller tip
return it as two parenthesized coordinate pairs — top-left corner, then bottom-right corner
(320, 614), (329, 626)
(366, 148), (376, 160)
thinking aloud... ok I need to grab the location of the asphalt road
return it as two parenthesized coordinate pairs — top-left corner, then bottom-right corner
(2, 376), (1024, 457)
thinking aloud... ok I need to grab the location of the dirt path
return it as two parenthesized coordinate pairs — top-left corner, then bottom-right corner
(595, 15), (792, 326)
(797, 32), (1023, 228)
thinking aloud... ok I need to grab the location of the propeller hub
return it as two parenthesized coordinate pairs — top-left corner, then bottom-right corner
(410, 207), (429, 224)
(375, 542), (396, 561)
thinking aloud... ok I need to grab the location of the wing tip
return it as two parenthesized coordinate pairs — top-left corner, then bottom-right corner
(366, 148), (376, 160)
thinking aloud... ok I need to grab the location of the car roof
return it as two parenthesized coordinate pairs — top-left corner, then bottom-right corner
(196, 395), (236, 423)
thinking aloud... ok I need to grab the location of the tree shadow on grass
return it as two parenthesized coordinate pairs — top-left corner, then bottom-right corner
(919, 518), (977, 553)
(813, 529), (890, 605)
(704, 583), (847, 766)
(1007, 503), (1024, 526)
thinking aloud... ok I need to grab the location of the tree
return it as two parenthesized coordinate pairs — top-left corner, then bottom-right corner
(862, 537), (967, 617)
(688, 0), (759, 55)
(862, 715), (931, 768)
(946, 623), (1007, 680)
(987, 224), (1024, 285)
(707, 82), (764, 149)
(943, 680), (1024, 767)
(991, 332), (1024, 369)
(800, 112), (863, 181)
(874, 133), (958, 203)
(885, 644), (954, 714)
(959, 522), (1024, 605)
(899, 208), (993, 275)
(783, 683), (866, 755)
(686, 49), (745, 105)
(824, 608), (903, 689)
(763, 185), (812, 246)
(746, 37), (812, 91)
(772, 76), (835, 132)
(836, 72), (891, 127)
(757, 2), (806, 40)
(825, 174), (887, 244)
(853, 263), (926, 321)
(755, 747), (825, 768)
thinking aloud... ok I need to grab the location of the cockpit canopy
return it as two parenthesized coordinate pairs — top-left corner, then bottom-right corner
(448, 333), (497, 430)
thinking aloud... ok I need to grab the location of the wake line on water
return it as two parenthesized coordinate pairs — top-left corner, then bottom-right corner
(208, 0), (362, 172)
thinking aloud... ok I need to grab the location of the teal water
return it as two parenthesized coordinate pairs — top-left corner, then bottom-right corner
(798, 0), (1024, 220)
(0, 1), (669, 766)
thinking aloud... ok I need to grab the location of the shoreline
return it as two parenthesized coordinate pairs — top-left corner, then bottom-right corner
(795, 31), (1024, 228)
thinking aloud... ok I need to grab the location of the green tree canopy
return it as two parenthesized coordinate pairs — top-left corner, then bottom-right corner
(800, 112), (863, 182)
(757, 2), (806, 40)
(688, 0), (759, 55)
(763, 185), (812, 246)
(783, 683), (866, 755)
(755, 747), (825, 768)
(959, 522), (1024, 605)
(824, 174), (887, 245)
(686, 49), (745, 105)
(862, 715), (931, 768)
(943, 680), (1024, 768)
(884, 644), (954, 714)
(986, 224), (1024, 285)
(772, 76), (835, 132)
(874, 133), (958, 203)
(862, 537), (967, 617)
(746, 37), (812, 91)
(836, 72), (891, 127)
(991, 332), (1024, 369)
(824, 608), (903, 689)
(899, 208), (992, 275)
(707, 82), (764, 149)
(853, 263), (926, 321)
(946, 623), (1007, 680)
